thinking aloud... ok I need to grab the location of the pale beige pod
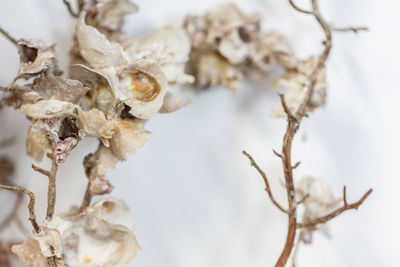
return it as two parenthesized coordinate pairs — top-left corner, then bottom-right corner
(109, 118), (150, 161)
(69, 64), (117, 114)
(115, 61), (167, 119)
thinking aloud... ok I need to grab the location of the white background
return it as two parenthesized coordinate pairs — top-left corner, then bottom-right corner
(0, 0), (399, 266)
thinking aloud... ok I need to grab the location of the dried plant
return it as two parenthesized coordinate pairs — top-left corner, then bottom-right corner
(0, 0), (372, 266)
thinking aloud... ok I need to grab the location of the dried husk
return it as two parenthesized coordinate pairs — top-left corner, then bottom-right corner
(76, 12), (126, 69)
(16, 39), (60, 79)
(36, 198), (140, 267)
(11, 238), (48, 267)
(26, 120), (51, 161)
(122, 26), (194, 85)
(109, 118), (149, 161)
(20, 100), (77, 119)
(115, 61), (167, 119)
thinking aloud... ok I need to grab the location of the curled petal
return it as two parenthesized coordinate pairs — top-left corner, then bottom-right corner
(76, 12), (126, 68)
(159, 92), (194, 113)
(16, 39), (59, 78)
(122, 26), (194, 85)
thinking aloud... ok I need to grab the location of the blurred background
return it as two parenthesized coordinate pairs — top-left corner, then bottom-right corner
(0, 0), (398, 266)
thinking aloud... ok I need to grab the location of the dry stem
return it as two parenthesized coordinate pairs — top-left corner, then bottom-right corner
(332, 26), (369, 33)
(0, 185), (40, 233)
(242, 151), (288, 213)
(0, 192), (24, 233)
(0, 27), (17, 45)
(79, 183), (92, 212)
(242, 1), (372, 266)
(32, 153), (59, 221)
(62, 0), (79, 18)
(298, 186), (373, 228)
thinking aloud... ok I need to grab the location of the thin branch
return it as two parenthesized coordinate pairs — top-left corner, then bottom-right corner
(243, 151), (288, 213)
(272, 149), (283, 159)
(288, 0), (313, 15)
(298, 187), (373, 228)
(0, 185), (40, 233)
(32, 154), (59, 221)
(0, 192), (24, 233)
(332, 26), (369, 33)
(0, 27), (18, 45)
(62, 0), (79, 18)
(79, 183), (92, 213)
(292, 161), (301, 169)
(297, 193), (309, 205)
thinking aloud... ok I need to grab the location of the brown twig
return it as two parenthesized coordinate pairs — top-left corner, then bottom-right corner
(79, 183), (92, 212)
(0, 27), (18, 45)
(0, 192), (24, 233)
(276, 1), (333, 266)
(0, 185), (40, 233)
(32, 153), (59, 221)
(62, 0), (79, 18)
(288, 0), (313, 15)
(298, 187), (373, 228)
(332, 26), (369, 33)
(242, 151), (288, 214)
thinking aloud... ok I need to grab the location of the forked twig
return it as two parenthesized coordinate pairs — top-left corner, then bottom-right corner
(298, 186), (373, 228)
(242, 151), (288, 214)
(0, 185), (40, 233)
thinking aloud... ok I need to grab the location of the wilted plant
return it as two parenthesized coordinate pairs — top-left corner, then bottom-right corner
(0, 0), (372, 266)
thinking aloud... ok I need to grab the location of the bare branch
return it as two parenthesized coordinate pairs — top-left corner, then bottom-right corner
(272, 149), (283, 159)
(332, 26), (369, 33)
(297, 193), (309, 205)
(276, 1), (335, 266)
(278, 94), (296, 120)
(298, 187), (373, 228)
(242, 151), (288, 214)
(288, 0), (313, 15)
(32, 164), (50, 177)
(0, 192), (24, 233)
(79, 184), (92, 213)
(0, 27), (18, 45)
(0, 184), (40, 233)
(62, 0), (79, 18)
(32, 154), (59, 221)
(292, 161), (301, 169)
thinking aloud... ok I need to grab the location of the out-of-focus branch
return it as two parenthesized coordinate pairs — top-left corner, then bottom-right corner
(0, 27), (17, 45)
(62, 0), (79, 18)
(242, 151), (288, 214)
(298, 186), (373, 228)
(0, 185), (40, 233)
(332, 26), (369, 33)
(288, 0), (313, 15)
